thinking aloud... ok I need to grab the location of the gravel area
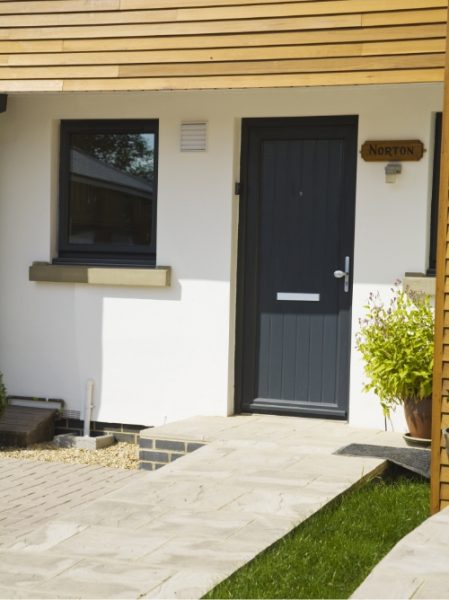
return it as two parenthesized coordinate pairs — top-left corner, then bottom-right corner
(0, 441), (139, 470)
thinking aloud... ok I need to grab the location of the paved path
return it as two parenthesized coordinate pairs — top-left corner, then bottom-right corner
(353, 506), (449, 599)
(0, 458), (144, 546)
(0, 415), (407, 599)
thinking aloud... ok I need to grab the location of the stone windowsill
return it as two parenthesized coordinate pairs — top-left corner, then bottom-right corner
(403, 273), (435, 297)
(29, 262), (171, 287)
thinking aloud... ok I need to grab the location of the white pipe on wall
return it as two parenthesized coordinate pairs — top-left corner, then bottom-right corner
(84, 379), (94, 437)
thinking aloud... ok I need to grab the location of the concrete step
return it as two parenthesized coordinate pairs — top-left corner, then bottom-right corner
(0, 405), (58, 447)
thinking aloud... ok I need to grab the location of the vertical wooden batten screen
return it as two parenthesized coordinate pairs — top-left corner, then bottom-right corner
(432, 10), (449, 514)
(0, 0), (446, 92)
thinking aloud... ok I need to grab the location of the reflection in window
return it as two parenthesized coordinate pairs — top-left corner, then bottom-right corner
(69, 133), (154, 246)
(58, 121), (158, 264)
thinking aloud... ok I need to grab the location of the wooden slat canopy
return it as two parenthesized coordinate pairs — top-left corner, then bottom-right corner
(0, 0), (446, 92)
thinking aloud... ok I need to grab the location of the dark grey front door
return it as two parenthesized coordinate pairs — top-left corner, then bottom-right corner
(236, 117), (358, 419)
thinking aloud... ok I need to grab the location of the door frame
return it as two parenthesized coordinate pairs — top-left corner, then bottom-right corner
(234, 115), (359, 418)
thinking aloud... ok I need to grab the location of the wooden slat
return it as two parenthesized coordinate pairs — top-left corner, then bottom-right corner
(0, 67), (441, 93)
(0, 45), (369, 66)
(443, 277), (449, 293)
(122, 0), (445, 8)
(431, 0), (449, 516)
(442, 465), (449, 483)
(0, 65), (120, 78)
(4, 39), (445, 67)
(441, 483), (449, 500)
(0, 15), (365, 40)
(0, 1), (446, 27)
(0, 0), (351, 13)
(0, 79), (62, 91)
(0, 54), (441, 79)
(118, 54), (444, 77)
(0, 1), (120, 13)
(0, 9), (446, 41)
(0, 0), (443, 14)
(159, 0), (449, 21)
(441, 465), (449, 483)
(55, 24), (448, 53)
(0, 23), (441, 55)
(361, 39), (446, 56)
(0, 41), (64, 54)
(441, 384), (449, 411)
(363, 8), (446, 27)
(60, 69), (443, 90)
(442, 363), (449, 380)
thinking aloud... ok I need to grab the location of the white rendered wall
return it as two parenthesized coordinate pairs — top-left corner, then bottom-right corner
(0, 84), (442, 429)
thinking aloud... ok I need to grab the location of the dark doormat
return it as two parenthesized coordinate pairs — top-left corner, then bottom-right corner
(335, 443), (431, 479)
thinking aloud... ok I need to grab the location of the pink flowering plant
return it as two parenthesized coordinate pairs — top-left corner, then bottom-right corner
(355, 287), (434, 417)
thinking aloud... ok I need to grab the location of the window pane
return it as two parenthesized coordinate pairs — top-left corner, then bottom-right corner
(68, 132), (155, 247)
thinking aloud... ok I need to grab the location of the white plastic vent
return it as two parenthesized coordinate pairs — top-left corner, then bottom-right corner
(180, 121), (207, 152)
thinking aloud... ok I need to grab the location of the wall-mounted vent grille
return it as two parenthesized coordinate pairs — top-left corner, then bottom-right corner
(62, 409), (81, 420)
(180, 121), (207, 152)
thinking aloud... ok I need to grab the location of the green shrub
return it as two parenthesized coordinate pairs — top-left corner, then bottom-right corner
(0, 372), (6, 417)
(355, 287), (434, 417)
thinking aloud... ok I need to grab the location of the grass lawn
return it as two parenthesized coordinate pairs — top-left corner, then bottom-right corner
(204, 467), (429, 599)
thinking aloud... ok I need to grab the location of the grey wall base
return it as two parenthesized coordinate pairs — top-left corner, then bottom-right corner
(139, 437), (205, 470)
(55, 418), (149, 444)
(54, 433), (115, 450)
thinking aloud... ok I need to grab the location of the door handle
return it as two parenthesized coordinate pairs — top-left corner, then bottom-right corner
(333, 256), (351, 293)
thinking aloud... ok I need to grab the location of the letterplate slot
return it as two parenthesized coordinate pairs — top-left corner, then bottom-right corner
(276, 292), (320, 302)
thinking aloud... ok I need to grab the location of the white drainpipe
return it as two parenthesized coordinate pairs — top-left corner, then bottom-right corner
(84, 379), (95, 437)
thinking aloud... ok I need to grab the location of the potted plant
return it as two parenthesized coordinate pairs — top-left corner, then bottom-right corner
(356, 287), (434, 440)
(0, 372), (6, 418)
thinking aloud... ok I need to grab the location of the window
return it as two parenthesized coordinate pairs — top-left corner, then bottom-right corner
(428, 112), (442, 275)
(56, 119), (158, 266)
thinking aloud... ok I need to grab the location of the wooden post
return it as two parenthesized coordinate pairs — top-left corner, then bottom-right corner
(431, 13), (449, 515)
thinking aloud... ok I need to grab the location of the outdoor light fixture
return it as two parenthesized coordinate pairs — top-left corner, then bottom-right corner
(385, 162), (402, 183)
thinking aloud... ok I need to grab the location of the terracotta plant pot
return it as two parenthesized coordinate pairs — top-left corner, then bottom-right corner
(403, 396), (432, 439)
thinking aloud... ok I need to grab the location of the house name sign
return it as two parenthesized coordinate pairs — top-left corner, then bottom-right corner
(361, 140), (424, 162)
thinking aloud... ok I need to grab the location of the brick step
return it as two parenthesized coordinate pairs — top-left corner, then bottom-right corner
(0, 405), (58, 447)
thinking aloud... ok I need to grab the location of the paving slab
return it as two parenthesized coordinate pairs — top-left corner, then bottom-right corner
(0, 458), (145, 542)
(352, 506), (449, 599)
(1, 414), (411, 599)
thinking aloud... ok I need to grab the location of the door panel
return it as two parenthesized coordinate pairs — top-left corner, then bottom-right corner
(236, 117), (357, 419)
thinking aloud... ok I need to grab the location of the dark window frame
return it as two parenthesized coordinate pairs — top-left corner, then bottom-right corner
(56, 119), (158, 266)
(428, 112), (442, 275)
